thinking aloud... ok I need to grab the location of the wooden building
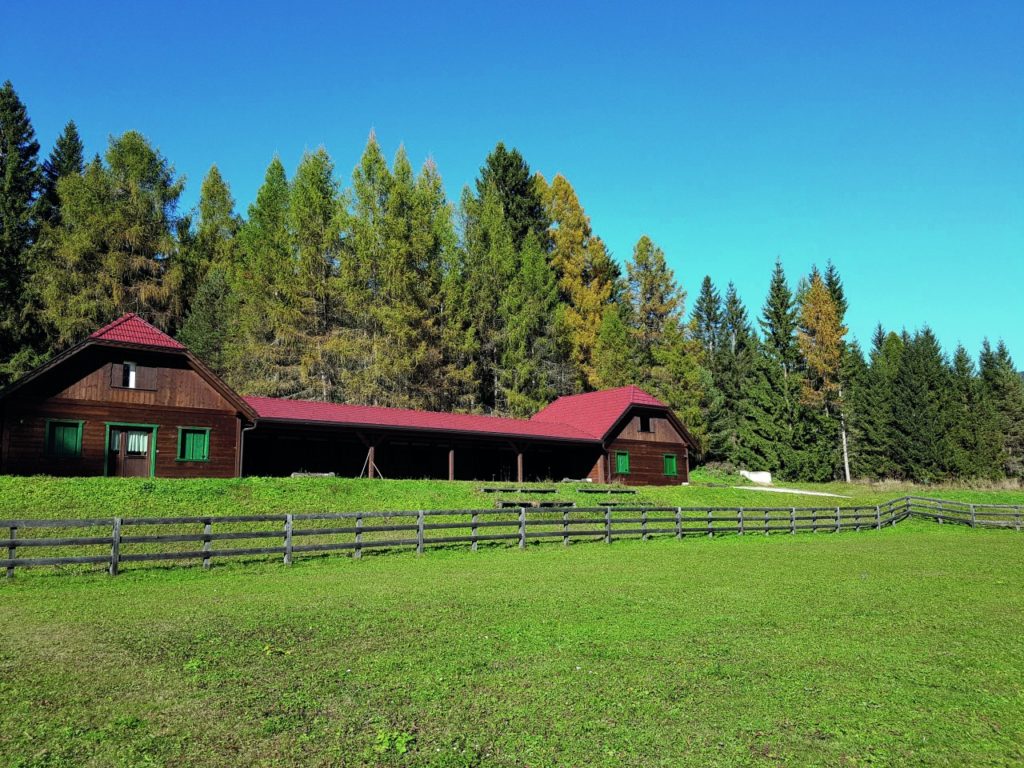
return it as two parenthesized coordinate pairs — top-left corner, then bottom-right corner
(0, 314), (697, 485)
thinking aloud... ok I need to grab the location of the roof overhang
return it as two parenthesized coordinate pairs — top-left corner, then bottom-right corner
(601, 402), (699, 450)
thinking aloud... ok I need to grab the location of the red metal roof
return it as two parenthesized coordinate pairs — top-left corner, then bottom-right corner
(90, 313), (185, 349)
(530, 385), (669, 439)
(244, 396), (602, 442)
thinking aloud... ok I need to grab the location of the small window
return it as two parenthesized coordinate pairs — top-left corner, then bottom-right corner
(615, 451), (630, 474)
(638, 415), (652, 433)
(663, 454), (678, 477)
(122, 362), (137, 389)
(177, 428), (210, 462)
(46, 420), (83, 458)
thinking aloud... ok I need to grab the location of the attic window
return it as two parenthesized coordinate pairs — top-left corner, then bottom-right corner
(638, 415), (652, 433)
(122, 362), (137, 389)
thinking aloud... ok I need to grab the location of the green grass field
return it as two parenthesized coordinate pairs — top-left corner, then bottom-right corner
(2, 515), (1023, 767)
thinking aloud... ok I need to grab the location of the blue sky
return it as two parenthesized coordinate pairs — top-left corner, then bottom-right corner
(5, 0), (1023, 360)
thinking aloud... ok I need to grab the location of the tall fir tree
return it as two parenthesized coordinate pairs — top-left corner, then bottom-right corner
(0, 81), (41, 381)
(475, 143), (549, 250)
(37, 120), (84, 227)
(625, 235), (683, 361)
(759, 257), (799, 375)
(690, 275), (723, 361)
(890, 328), (950, 482)
(945, 344), (1004, 479)
(708, 283), (754, 464)
(979, 340), (1024, 478)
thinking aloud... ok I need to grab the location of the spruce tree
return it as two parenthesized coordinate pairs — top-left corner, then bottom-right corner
(708, 283), (754, 464)
(890, 328), (949, 482)
(734, 340), (790, 472)
(980, 340), (1024, 478)
(823, 259), (847, 324)
(759, 257), (799, 374)
(690, 275), (723, 360)
(38, 120), (84, 226)
(0, 81), (41, 380)
(475, 142), (549, 250)
(179, 267), (232, 374)
(945, 344), (1003, 479)
(625, 235), (683, 361)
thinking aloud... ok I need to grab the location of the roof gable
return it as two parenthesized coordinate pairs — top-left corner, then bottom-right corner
(90, 313), (185, 349)
(530, 386), (670, 440)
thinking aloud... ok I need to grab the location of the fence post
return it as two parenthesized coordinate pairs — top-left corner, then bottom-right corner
(969, 504), (977, 528)
(835, 507), (841, 533)
(283, 514), (293, 565)
(518, 507), (526, 549)
(707, 508), (713, 538)
(875, 506), (881, 530)
(416, 510), (425, 555)
(1015, 507), (1021, 533)
(354, 512), (362, 559)
(605, 507), (612, 544)
(6, 525), (16, 578)
(471, 511), (479, 552)
(738, 508), (744, 535)
(641, 508), (648, 541)
(109, 517), (122, 576)
(790, 507), (796, 534)
(562, 507), (569, 546)
(937, 501), (944, 525)
(202, 519), (212, 569)
(764, 509), (769, 535)
(675, 507), (682, 539)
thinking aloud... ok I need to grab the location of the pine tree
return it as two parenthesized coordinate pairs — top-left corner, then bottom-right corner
(625, 235), (683, 361)
(38, 120), (84, 226)
(734, 340), (790, 472)
(179, 266), (232, 374)
(0, 81), (41, 380)
(823, 259), (847, 324)
(890, 329), (951, 482)
(497, 232), (563, 415)
(690, 275), (723, 360)
(759, 257), (799, 374)
(980, 340), (1024, 478)
(840, 341), (874, 478)
(475, 143), (549, 250)
(708, 283), (754, 464)
(539, 173), (616, 389)
(945, 344), (1003, 479)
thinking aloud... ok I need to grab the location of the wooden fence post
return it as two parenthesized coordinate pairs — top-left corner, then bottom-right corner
(202, 519), (212, 569)
(675, 507), (682, 539)
(416, 510), (425, 555)
(518, 507), (526, 549)
(790, 507), (796, 534)
(641, 508), (648, 541)
(738, 508), (744, 535)
(562, 507), (569, 546)
(283, 514), (293, 565)
(471, 511), (479, 552)
(605, 507), (612, 544)
(6, 525), (16, 578)
(707, 508), (713, 537)
(109, 517), (122, 576)
(835, 507), (841, 533)
(875, 506), (881, 530)
(937, 501), (944, 524)
(764, 509), (769, 535)
(969, 504), (977, 528)
(354, 512), (363, 559)
(1015, 507), (1021, 533)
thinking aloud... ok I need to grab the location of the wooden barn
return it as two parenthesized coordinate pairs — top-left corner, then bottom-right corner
(0, 314), (697, 485)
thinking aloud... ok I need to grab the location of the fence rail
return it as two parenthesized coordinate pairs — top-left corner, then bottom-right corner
(2, 497), (1020, 577)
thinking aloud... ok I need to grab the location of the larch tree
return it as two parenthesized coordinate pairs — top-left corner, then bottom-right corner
(625, 235), (683, 361)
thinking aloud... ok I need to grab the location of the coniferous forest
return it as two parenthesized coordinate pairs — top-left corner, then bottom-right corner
(2, 81), (1023, 484)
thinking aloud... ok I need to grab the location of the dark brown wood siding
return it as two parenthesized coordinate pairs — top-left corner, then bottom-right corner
(614, 414), (686, 444)
(1, 398), (240, 478)
(598, 438), (689, 486)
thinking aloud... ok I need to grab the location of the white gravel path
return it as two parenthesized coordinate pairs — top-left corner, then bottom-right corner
(731, 486), (852, 499)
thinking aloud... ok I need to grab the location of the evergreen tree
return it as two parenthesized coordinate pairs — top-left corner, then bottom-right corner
(38, 120), (84, 226)
(840, 341), (874, 478)
(708, 283), (754, 464)
(592, 303), (642, 390)
(734, 340), (790, 472)
(179, 266), (232, 374)
(690, 275), (723, 360)
(889, 328), (949, 482)
(475, 143), (549, 249)
(823, 259), (847, 324)
(945, 344), (1004, 479)
(625, 235), (683, 361)
(647, 322), (713, 456)
(759, 257), (799, 374)
(0, 81), (41, 380)
(980, 340), (1024, 478)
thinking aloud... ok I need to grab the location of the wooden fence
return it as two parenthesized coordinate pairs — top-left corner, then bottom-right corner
(2, 496), (1021, 577)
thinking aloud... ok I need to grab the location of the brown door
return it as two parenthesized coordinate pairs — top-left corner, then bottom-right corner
(107, 428), (153, 477)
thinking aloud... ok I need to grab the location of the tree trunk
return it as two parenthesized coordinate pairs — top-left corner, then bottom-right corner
(840, 412), (852, 483)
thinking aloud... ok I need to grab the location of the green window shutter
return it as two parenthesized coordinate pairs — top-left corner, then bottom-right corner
(178, 428), (210, 461)
(47, 421), (82, 458)
(615, 451), (630, 474)
(663, 454), (677, 476)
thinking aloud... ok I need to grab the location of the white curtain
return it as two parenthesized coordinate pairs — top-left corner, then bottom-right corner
(126, 431), (149, 454)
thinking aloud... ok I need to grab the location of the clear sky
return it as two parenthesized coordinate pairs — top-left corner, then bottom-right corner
(4, 0), (1022, 361)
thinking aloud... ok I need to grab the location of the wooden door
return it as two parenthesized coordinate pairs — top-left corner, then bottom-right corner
(107, 428), (153, 477)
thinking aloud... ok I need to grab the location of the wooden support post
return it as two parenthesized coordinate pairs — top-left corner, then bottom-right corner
(471, 511), (479, 552)
(6, 525), (16, 578)
(738, 508), (744, 535)
(707, 508), (713, 537)
(367, 445), (376, 479)
(875, 505), (882, 530)
(109, 517), (122, 576)
(448, 448), (455, 482)
(790, 507), (796, 534)
(354, 512), (363, 559)
(835, 507), (841, 533)
(1015, 507), (1021, 533)
(675, 507), (682, 539)
(604, 507), (612, 544)
(516, 451), (524, 485)
(938, 501), (944, 524)
(416, 510), (425, 555)
(283, 514), (293, 565)
(518, 507), (526, 549)
(641, 508), (648, 541)
(764, 509), (769, 535)
(562, 507), (569, 546)
(969, 504), (977, 528)
(202, 519), (212, 569)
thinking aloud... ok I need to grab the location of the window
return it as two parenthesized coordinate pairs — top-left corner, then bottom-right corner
(638, 415), (652, 433)
(615, 451), (630, 474)
(177, 427), (210, 462)
(663, 454), (678, 477)
(122, 362), (137, 389)
(46, 420), (83, 458)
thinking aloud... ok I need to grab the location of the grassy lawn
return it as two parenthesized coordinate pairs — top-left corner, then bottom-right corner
(1, 472), (1023, 521)
(2, 522), (1023, 767)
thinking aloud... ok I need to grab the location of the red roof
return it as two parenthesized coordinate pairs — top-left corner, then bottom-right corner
(530, 385), (668, 440)
(90, 313), (185, 349)
(245, 396), (601, 443)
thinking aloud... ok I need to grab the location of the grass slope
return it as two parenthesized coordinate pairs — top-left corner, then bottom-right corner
(1, 472), (1023, 520)
(2, 523), (1023, 767)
